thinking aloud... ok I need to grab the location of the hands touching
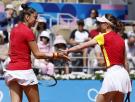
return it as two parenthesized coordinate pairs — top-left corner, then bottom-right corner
(52, 49), (70, 61)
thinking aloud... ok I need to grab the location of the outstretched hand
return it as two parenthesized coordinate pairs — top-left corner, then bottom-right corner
(58, 49), (70, 61)
(53, 52), (70, 61)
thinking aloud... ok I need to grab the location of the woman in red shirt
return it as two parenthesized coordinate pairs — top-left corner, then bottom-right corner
(4, 4), (68, 102)
(62, 14), (131, 102)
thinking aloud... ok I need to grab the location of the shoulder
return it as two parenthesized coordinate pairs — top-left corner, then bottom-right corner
(85, 17), (92, 21)
(83, 29), (89, 33)
(19, 23), (34, 34)
(18, 23), (35, 39)
(71, 29), (77, 33)
(94, 34), (104, 46)
(70, 29), (77, 36)
(104, 31), (115, 38)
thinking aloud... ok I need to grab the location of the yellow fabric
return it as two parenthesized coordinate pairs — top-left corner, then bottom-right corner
(94, 34), (104, 46)
(102, 46), (111, 67)
(94, 33), (111, 67)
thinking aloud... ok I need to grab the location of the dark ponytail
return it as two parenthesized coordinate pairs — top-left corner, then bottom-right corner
(19, 4), (37, 22)
(21, 4), (29, 10)
(115, 21), (124, 33)
(105, 14), (123, 32)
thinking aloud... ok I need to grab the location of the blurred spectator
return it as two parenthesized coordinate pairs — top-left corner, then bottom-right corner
(69, 20), (89, 71)
(89, 21), (100, 38)
(117, 22), (128, 39)
(35, 16), (51, 41)
(35, 16), (55, 48)
(125, 33), (135, 68)
(13, 5), (24, 25)
(88, 22), (105, 68)
(0, 30), (9, 74)
(84, 8), (99, 31)
(0, 30), (5, 44)
(33, 31), (54, 75)
(22, 0), (29, 4)
(0, 31), (4, 74)
(88, 45), (105, 69)
(53, 35), (69, 74)
(127, 23), (135, 38)
(0, 4), (16, 43)
(0, 30), (8, 60)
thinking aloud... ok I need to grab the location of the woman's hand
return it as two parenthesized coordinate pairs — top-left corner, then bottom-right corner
(52, 52), (70, 61)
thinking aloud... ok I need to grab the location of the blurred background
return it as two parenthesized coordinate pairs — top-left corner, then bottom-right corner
(0, 0), (135, 75)
(0, 0), (135, 102)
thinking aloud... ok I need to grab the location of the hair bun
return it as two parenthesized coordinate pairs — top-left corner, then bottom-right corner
(21, 4), (28, 10)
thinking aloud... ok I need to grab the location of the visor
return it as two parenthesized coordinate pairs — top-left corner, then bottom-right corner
(96, 16), (113, 25)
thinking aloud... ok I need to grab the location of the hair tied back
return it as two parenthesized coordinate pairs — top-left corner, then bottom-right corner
(21, 4), (29, 10)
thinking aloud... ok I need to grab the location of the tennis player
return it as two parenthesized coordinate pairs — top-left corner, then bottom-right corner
(4, 4), (68, 102)
(62, 14), (132, 102)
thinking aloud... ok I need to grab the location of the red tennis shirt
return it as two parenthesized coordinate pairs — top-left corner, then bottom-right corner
(94, 31), (125, 67)
(7, 23), (35, 70)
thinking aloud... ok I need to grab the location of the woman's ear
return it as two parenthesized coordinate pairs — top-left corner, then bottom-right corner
(24, 15), (30, 22)
(106, 23), (111, 29)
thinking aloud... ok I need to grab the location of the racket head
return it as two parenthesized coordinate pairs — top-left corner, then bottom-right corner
(38, 74), (57, 87)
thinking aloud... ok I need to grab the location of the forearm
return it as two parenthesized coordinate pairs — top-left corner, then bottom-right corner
(29, 41), (53, 59)
(34, 52), (53, 59)
(124, 49), (130, 73)
(68, 44), (83, 53)
(124, 58), (130, 73)
(68, 39), (97, 53)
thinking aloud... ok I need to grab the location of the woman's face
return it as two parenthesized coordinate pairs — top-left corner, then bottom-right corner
(36, 22), (46, 31)
(55, 43), (66, 50)
(6, 9), (15, 18)
(99, 22), (108, 33)
(78, 25), (84, 31)
(26, 12), (37, 27)
(40, 37), (49, 44)
(90, 10), (97, 19)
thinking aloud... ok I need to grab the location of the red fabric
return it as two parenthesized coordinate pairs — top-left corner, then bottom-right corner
(7, 23), (35, 70)
(102, 31), (125, 66)
(89, 29), (99, 38)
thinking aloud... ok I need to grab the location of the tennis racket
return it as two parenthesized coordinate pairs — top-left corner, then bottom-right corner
(125, 92), (130, 102)
(38, 73), (57, 87)
(124, 80), (132, 102)
(33, 68), (57, 87)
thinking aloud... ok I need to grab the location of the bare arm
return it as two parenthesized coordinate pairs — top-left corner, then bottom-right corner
(68, 39), (97, 53)
(124, 51), (129, 73)
(28, 41), (53, 59)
